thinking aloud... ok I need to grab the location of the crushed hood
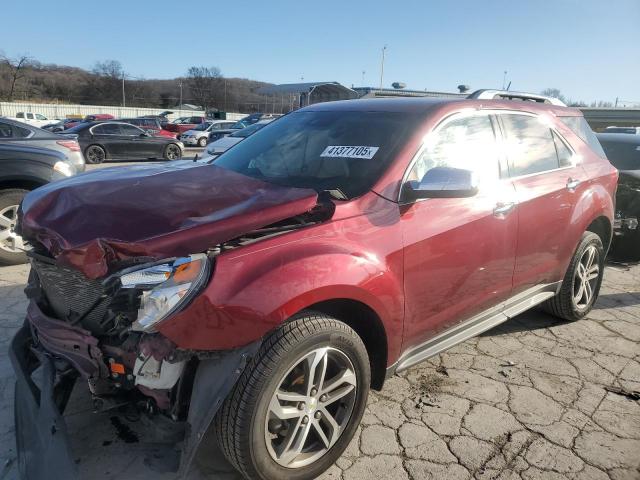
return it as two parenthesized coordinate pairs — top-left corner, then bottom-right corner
(20, 162), (318, 278)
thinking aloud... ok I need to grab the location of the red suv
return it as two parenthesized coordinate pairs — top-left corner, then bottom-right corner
(11, 94), (617, 480)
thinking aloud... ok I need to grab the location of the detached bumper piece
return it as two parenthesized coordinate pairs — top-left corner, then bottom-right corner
(9, 325), (79, 480)
(613, 216), (639, 235)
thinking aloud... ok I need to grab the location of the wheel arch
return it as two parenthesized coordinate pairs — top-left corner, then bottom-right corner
(585, 215), (612, 252)
(302, 299), (388, 391)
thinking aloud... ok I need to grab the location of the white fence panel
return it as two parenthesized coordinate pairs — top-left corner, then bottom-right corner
(0, 102), (245, 122)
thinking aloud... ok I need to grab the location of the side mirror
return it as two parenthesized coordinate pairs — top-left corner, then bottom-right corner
(401, 166), (478, 202)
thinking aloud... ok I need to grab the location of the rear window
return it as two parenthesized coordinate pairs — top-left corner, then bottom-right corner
(559, 116), (606, 158)
(501, 114), (560, 176)
(0, 121), (31, 138)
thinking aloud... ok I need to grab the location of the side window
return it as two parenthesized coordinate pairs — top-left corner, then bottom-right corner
(559, 116), (606, 158)
(26, 113), (34, 119)
(553, 132), (573, 167)
(407, 114), (500, 188)
(0, 122), (12, 138)
(36, 114), (46, 120)
(93, 124), (121, 135)
(16, 112), (24, 118)
(500, 114), (559, 176)
(120, 124), (143, 136)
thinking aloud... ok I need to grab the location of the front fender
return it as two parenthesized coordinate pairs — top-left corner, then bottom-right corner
(159, 246), (404, 357)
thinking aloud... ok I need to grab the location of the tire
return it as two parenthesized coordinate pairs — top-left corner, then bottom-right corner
(198, 136), (208, 147)
(163, 143), (182, 160)
(84, 145), (106, 164)
(214, 312), (370, 480)
(0, 189), (29, 265)
(543, 231), (605, 321)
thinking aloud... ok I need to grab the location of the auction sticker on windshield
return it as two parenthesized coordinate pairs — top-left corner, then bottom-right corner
(320, 145), (379, 159)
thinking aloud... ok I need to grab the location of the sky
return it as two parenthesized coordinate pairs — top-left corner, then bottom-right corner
(2, 0), (639, 104)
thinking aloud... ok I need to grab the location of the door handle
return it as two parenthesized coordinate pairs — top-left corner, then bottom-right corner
(493, 202), (516, 217)
(566, 178), (581, 191)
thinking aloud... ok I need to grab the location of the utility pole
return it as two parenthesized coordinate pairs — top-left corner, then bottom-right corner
(502, 70), (507, 90)
(379, 45), (387, 91)
(178, 81), (183, 113)
(122, 71), (126, 108)
(362, 70), (366, 86)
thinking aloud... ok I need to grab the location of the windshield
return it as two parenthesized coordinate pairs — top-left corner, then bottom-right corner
(213, 110), (422, 198)
(230, 123), (267, 138)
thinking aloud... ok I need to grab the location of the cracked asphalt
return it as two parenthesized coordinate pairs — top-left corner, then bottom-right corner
(1, 260), (639, 480)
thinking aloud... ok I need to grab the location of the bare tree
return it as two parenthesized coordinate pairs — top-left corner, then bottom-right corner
(186, 66), (223, 110)
(0, 54), (32, 101)
(87, 60), (124, 105)
(540, 88), (567, 104)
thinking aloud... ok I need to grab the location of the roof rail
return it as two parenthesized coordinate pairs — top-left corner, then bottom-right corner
(467, 89), (567, 107)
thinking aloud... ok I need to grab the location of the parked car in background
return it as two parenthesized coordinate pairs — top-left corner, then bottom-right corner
(64, 114), (115, 130)
(237, 112), (282, 126)
(41, 118), (79, 133)
(8, 112), (51, 127)
(120, 117), (176, 138)
(65, 121), (184, 163)
(11, 94), (617, 480)
(163, 115), (207, 135)
(605, 126), (640, 134)
(204, 120), (272, 156)
(179, 120), (237, 146)
(0, 143), (81, 264)
(139, 111), (173, 128)
(0, 118), (85, 171)
(597, 132), (640, 260)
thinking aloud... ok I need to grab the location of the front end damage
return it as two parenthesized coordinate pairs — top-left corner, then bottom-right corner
(10, 256), (261, 479)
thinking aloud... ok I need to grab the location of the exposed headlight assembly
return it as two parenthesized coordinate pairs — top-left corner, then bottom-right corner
(120, 253), (210, 332)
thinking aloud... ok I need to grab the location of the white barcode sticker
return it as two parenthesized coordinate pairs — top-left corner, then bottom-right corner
(320, 145), (379, 159)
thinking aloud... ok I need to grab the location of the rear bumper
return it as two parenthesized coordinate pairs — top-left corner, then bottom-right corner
(9, 324), (79, 480)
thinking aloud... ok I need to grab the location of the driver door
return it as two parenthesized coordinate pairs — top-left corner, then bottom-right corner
(400, 112), (518, 352)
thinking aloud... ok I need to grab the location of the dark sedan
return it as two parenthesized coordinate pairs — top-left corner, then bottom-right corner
(65, 121), (184, 164)
(597, 132), (640, 260)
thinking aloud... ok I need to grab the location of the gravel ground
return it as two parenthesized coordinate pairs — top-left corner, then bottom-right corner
(0, 159), (638, 479)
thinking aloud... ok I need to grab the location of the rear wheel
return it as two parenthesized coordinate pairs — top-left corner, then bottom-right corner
(0, 189), (29, 265)
(543, 231), (605, 321)
(163, 143), (182, 160)
(85, 145), (106, 164)
(214, 312), (370, 480)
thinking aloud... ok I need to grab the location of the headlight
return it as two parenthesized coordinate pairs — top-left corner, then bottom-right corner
(120, 253), (210, 332)
(53, 161), (76, 177)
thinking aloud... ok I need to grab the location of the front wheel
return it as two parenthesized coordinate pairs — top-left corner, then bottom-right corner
(163, 143), (182, 160)
(214, 312), (370, 480)
(197, 136), (208, 147)
(0, 189), (29, 265)
(543, 231), (605, 321)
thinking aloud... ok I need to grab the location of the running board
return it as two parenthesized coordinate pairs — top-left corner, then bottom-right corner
(392, 282), (560, 374)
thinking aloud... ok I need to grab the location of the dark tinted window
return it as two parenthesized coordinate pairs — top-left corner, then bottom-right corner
(92, 123), (122, 135)
(408, 114), (500, 186)
(0, 122), (31, 138)
(501, 114), (559, 176)
(120, 124), (143, 136)
(214, 110), (422, 198)
(559, 116), (606, 158)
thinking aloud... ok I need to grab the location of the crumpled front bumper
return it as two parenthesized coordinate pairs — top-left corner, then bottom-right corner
(9, 324), (79, 480)
(10, 304), (261, 479)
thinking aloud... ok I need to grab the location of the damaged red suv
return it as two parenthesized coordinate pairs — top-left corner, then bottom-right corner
(11, 94), (617, 480)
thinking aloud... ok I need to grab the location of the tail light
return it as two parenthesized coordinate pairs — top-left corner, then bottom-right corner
(56, 140), (81, 152)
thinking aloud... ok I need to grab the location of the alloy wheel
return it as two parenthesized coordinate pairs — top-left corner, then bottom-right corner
(572, 245), (600, 310)
(86, 146), (105, 163)
(166, 144), (181, 160)
(265, 347), (357, 469)
(0, 205), (25, 253)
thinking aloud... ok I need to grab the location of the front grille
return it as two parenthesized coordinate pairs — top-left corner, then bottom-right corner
(31, 259), (113, 334)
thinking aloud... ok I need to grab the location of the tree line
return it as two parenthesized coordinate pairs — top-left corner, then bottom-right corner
(0, 54), (287, 113)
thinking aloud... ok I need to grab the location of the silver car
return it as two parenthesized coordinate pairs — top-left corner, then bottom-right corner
(179, 120), (238, 147)
(0, 118), (85, 172)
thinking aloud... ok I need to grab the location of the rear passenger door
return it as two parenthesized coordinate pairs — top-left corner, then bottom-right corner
(498, 113), (584, 293)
